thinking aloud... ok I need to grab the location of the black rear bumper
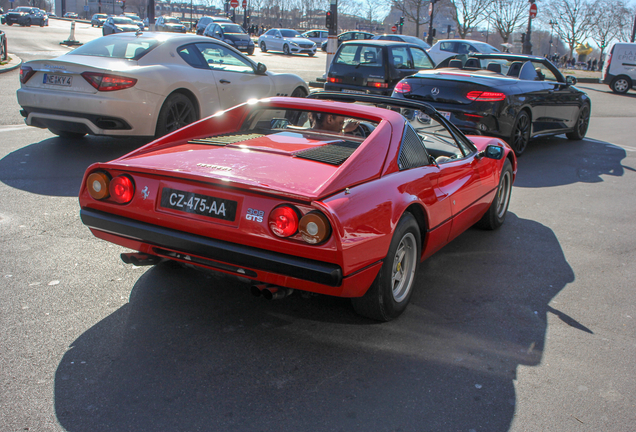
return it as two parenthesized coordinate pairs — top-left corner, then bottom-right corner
(81, 208), (343, 287)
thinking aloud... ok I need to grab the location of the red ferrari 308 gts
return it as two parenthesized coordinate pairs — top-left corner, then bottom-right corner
(79, 93), (517, 321)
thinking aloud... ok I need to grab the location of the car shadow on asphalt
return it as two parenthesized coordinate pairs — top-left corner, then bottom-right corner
(0, 135), (151, 197)
(513, 135), (628, 187)
(53, 211), (579, 432)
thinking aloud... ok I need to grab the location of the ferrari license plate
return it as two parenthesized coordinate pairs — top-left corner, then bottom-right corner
(160, 188), (237, 221)
(43, 73), (72, 86)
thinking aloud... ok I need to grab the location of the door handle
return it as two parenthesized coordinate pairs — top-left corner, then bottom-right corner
(219, 79), (231, 84)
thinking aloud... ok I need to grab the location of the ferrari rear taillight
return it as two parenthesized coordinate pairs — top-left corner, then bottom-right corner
(466, 91), (506, 102)
(109, 175), (135, 204)
(299, 211), (331, 244)
(81, 72), (137, 91)
(87, 171), (111, 200)
(269, 205), (300, 238)
(19, 66), (36, 84)
(394, 81), (411, 93)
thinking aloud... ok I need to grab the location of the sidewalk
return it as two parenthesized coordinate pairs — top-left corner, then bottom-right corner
(0, 53), (22, 74)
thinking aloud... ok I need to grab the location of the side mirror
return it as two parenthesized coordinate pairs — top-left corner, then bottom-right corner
(566, 75), (577, 85)
(256, 62), (267, 74)
(483, 145), (504, 160)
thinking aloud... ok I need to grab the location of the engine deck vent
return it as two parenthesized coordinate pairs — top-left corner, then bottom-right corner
(188, 133), (264, 146)
(294, 140), (359, 166)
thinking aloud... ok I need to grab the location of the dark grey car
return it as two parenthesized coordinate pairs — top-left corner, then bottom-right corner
(202, 22), (255, 55)
(324, 40), (435, 96)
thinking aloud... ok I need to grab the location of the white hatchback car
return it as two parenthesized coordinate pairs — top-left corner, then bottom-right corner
(427, 39), (500, 64)
(17, 33), (309, 138)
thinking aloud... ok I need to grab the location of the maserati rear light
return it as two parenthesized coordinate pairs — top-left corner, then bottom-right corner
(81, 72), (138, 91)
(394, 81), (412, 93)
(86, 171), (111, 200)
(109, 175), (135, 204)
(466, 91), (506, 102)
(19, 66), (36, 84)
(328, 77), (343, 83)
(269, 205), (299, 238)
(367, 78), (388, 88)
(299, 211), (331, 244)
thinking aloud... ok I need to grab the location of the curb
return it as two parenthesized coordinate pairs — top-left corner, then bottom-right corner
(0, 53), (22, 74)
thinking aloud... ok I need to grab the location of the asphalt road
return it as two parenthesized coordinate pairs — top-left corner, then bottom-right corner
(1, 22), (635, 432)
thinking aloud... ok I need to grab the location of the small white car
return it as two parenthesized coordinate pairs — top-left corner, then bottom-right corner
(427, 39), (499, 64)
(258, 28), (316, 56)
(602, 42), (636, 94)
(17, 33), (309, 139)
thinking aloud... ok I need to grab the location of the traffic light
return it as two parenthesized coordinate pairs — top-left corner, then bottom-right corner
(326, 11), (333, 30)
(399, 16), (404, 26)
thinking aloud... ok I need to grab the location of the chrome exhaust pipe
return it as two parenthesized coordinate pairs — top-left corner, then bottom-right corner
(262, 286), (294, 300)
(250, 284), (294, 300)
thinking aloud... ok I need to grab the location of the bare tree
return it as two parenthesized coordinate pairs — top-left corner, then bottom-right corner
(487, 0), (526, 43)
(392, 0), (430, 38)
(588, 0), (629, 60)
(617, 6), (636, 42)
(542, 0), (593, 58)
(363, 0), (383, 22)
(450, 0), (492, 39)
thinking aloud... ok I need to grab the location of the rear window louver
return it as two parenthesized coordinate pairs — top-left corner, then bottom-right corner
(398, 124), (429, 170)
(294, 140), (360, 166)
(188, 133), (264, 146)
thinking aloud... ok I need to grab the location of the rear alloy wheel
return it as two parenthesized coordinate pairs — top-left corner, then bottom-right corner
(509, 110), (530, 156)
(155, 93), (197, 137)
(352, 213), (421, 321)
(566, 104), (590, 140)
(260, 42), (267, 52)
(283, 44), (290, 55)
(476, 159), (513, 230)
(48, 129), (86, 139)
(290, 86), (308, 98)
(610, 76), (631, 94)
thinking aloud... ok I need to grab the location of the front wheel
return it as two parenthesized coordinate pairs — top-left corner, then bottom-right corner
(40, 19), (45, 27)
(260, 42), (267, 52)
(308, 52), (315, 57)
(283, 44), (290, 55)
(508, 110), (530, 156)
(155, 93), (197, 137)
(247, 46), (254, 55)
(566, 104), (590, 140)
(476, 159), (513, 230)
(352, 213), (421, 321)
(610, 76), (631, 94)
(25, 18), (31, 27)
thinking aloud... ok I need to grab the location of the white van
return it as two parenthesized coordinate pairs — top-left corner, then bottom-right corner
(602, 42), (636, 94)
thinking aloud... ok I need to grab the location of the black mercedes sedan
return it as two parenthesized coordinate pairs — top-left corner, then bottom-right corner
(391, 53), (590, 155)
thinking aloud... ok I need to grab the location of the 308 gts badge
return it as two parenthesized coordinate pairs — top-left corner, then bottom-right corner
(245, 208), (264, 222)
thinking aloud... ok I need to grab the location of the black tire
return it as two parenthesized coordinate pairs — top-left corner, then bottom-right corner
(566, 104), (590, 140)
(283, 44), (290, 55)
(476, 159), (513, 230)
(8, 23), (13, 26)
(48, 128), (86, 139)
(508, 110), (530, 156)
(247, 47), (254, 55)
(308, 52), (315, 57)
(260, 42), (267, 52)
(25, 18), (31, 27)
(610, 76), (631, 94)
(290, 86), (308, 98)
(352, 213), (421, 321)
(40, 19), (45, 27)
(155, 93), (197, 137)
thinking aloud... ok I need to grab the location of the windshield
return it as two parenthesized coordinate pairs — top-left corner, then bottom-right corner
(15, 7), (32, 11)
(280, 29), (301, 38)
(112, 17), (134, 24)
(68, 37), (160, 59)
(221, 24), (246, 33)
(126, 15), (141, 20)
(165, 17), (181, 23)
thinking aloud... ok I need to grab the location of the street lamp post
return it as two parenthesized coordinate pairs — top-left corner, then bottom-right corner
(548, 19), (557, 57)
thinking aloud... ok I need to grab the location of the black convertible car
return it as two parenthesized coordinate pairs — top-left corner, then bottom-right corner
(391, 53), (590, 155)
